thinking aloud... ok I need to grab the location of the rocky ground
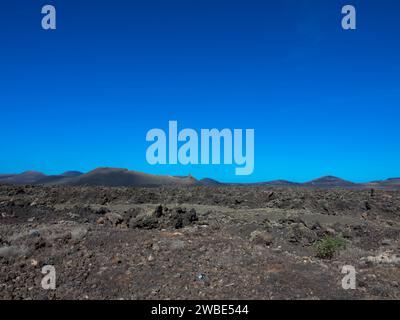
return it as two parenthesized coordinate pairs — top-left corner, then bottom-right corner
(0, 184), (399, 300)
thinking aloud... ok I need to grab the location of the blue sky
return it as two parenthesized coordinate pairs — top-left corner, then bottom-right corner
(0, 0), (399, 182)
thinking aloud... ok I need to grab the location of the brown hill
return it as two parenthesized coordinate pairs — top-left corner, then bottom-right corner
(363, 178), (400, 190)
(304, 176), (355, 188)
(45, 167), (199, 187)
(0, 171), (47, 185)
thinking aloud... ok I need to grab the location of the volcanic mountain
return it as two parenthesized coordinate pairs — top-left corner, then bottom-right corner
(1, 168), (400, 189)
(254, 180), (301, 187)
(0, 171), (47, 185)
(304, 176), (356, 188)
(34, 171), (84, 185)
(42, 168), (198, 187)
(363, 178), (400, 190)
(199, 178), (222, 186)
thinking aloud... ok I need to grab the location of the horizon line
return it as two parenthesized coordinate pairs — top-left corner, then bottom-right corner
(1, 167), (399, 185)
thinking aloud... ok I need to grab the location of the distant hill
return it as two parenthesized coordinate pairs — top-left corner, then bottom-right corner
(0, 171), (47, 185)
(35, 171), (84, 185)
(42, 168), (199, 187)
(363, 178), (400, 190)
(61, 171), (83, 177)
(199, 178), (222, 186)
(0, 168), (199, 187)
(0, 170), (85, 185)
(0, 174), (16, 180)
(254, 180), (300, 187)
(1, 168), (400, 189)
(304, 176), (355, 188)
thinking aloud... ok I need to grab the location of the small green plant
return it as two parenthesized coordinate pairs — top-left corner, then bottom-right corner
(313, 236), (346, 259)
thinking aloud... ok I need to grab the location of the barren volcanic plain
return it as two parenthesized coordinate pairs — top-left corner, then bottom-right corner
(0, 180), (399, 300)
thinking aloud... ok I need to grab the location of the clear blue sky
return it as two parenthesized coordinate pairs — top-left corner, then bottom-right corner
(1, 0), (399, 182)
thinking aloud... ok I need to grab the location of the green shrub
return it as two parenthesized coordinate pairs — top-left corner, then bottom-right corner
(313, 236), (346, 259)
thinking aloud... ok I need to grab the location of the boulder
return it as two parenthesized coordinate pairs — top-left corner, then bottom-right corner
(105, 212), (123, 226)
(70, 226), (89, 241)
(288, 223), (318, 245)
(169, 208), (198, 229)
(129, 210), (159, 229)
(249, 230), (273, 246)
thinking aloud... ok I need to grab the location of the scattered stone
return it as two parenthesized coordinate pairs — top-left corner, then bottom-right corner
(95, 207), (109, 215)
(128, 206), (198, 230)
(381, 239), (392, 246)
(361, 212), (368, 219)
(169, 207), (198, 229)
(154, 205), (163, 218)
(70, 226), (88, 241)
(249, 230), (273, 246)
(129, 210), (159, 230)
(288, 224), (317, 245)
(0, 246), (29, 258)
(67, 212), (80, 219)
(266, 191), (275, 201)
(96, 217), (105, 225)
(111, 256), (122, 264)
(105, 212), (123, 226)
(325, 227), (336, 236)
(196, 273), (207, 281)
(29, 229), (41, 238)
(362, 252), (400, 265)
(169, 240), (186, 250)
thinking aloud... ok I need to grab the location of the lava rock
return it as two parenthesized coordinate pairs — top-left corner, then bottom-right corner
(129, 210), (159, 230)
(169, 208), (198, 229)
(105, 212), (123, 226)
(288, 224), (318, 245)
(249, 230), (273, 246)
(70, 226), (89, 241)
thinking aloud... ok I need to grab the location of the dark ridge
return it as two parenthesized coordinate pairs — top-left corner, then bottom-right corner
(1, 168), (400, 189)
(304, 176), (355, 188)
